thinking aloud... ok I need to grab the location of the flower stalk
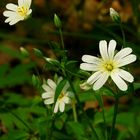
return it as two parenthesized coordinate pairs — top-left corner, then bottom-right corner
(109, 95), (119, 140)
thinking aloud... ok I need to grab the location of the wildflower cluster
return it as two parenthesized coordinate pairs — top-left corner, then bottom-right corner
(2, 1), (139, 140)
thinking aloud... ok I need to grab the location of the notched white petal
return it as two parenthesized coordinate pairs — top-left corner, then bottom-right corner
(99, 40), (109, 61)
(80, 63), (99, 71)
(108, 40), (116, 59)
(42, 92), (54, 99)
(44, 98), (54, 105)
(117, 54), (136, 67)
(82, 55), (101, 64)
(54, 102), (59, 113)
(47, 79), (56, 89)
(6, 3), (18, 11)
(114, 47), (132, 61)
(111, 71), (128, 91)
(87, 71), (102, 84)
(59, 102), (65, 112)
(93, 72), (109, 90)
(118, 69), (134, 82)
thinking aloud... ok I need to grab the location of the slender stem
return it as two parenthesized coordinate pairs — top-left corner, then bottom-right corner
(72, 101), (78, 122)
(57, 24), (99, 140)
(59, 28), (65, 49)
(100, 95), (108, 140)
(109, 96), (119, 140)
(120, 23), (126, 48)
(48, 115), (55, 140)
(66, 74), (99, 140)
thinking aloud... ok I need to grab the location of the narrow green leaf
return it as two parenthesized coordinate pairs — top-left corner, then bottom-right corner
(54, 79), (67, 105)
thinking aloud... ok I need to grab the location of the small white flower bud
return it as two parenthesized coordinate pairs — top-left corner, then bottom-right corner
(54, 14), (62, 28)
(110, 8), (121, 23)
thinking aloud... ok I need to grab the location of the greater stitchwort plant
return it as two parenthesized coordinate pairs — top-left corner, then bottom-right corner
(1, 1), (139, 140)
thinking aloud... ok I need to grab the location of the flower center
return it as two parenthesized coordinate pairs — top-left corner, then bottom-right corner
(105, 63), (114, 71)
(58, 92), (65, 100)
(17, 6), (28, 17)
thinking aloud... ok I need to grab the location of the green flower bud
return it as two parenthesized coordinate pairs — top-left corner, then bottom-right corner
(33, 48), (43, 57)
(44, 57), (60, 65)
(54, 14), (62, 28)
(20, 47), (29, 57)
(110, 8), (121, 23)
(32, 74), (40, 87)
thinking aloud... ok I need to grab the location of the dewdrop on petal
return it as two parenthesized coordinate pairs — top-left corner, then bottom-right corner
(110, 8), (120, 23)
(3, 0), (32, 25)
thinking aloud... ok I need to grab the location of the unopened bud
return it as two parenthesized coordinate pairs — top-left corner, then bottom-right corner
(32, 74), (40, 87)
(80, 82), (91, 90)
(110, 8), (121, 23)
(20, 47), (29, 57)
(33, 48), (43, 57)
(54, 14), (62, 28)
(44, 57), (59, 65)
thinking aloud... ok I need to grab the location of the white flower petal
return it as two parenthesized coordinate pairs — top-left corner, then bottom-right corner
(118, 69), (134, 82)
(108, 40), (116, 59)
(9, 16), (23, 25)
(44, 98), (54, 105)
(27, 9), (32, 15)
(47, 79), (56, 89)
(63, 96), (70, 104)
(42, 84), (52, 92)
(111, 71), (128, 91)
(117, 54), (136, 67)
(3, 11), (17, 17)
(87, 71), (102, 84)
(54, 102), (59, 113)
(42, 92), (54, 99)
(80, 63), (99, 71)
(93, 72), (109, 90)
(59, 101), (65, 112)
(82, 55), (101, 64)
(114, 47), (132, 61)
(99, 40), (109, 61)
(18, 0), (31, 7)
(6, 3), (18, 11)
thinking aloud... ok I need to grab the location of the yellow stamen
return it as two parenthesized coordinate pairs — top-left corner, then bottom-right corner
(17, 6), (28, 17)
(105, 63), (114, 71)
(58, 92), (65, 100)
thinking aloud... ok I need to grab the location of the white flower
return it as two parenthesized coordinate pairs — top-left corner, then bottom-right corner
(3, 0), (32, 25)
(42, 78), (73, 113)
(80, 40), (136, 91)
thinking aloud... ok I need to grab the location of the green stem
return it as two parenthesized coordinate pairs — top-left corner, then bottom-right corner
(100, 95), (108, 140)
(58, 24), (99, 140)
(109, 96), (119, 140)
(59, 28), (65, 49)
(66, 74), (99, 140)
(72, 101), (78, 122)
(120, 23), (126, 48)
